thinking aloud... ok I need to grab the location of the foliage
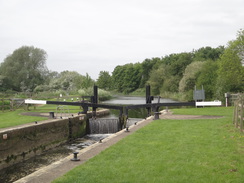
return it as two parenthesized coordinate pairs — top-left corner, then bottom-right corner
(216, 30), (244, 100)
(34, 71), (95, 95)
(193, 46), (225, 61)
(164, 52), (194, 77)
(196, 60), (218, 100)
(96, 71), (112, 90)
(112, 63), (142, 94)
(98, 88), (113, 101)
(78, 87), (112, 101)
(109, 45), (226, 99)
(0, 46), (48, 92)
(139, 58), (160, 88)
(179, 61), (204, 92)
(147, 65), (166, 95)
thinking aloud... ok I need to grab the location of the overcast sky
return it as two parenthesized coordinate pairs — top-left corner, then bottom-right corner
(0, 0), (243, 79)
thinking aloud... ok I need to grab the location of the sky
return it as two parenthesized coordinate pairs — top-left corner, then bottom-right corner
(0, 0), (243, 80)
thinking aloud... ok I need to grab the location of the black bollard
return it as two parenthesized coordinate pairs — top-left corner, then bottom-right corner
(49, 111), (55, 119)
(154, 112), (161, 120)
(71, 152), (80, 161)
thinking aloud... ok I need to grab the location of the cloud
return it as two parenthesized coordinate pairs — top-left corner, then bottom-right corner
(0, 0), (243, 79)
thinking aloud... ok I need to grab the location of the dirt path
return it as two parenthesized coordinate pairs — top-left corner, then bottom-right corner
(160, 111), (223, 120)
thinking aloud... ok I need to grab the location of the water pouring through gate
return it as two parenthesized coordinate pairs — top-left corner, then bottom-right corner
(89, 118), (120, 134)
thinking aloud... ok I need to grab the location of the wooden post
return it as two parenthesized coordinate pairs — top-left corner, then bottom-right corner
(1, 98), (3, 112)
(240, 98), (244, 132)
(233, 94), (244, 132)
(236, 101), (240, 128)
(233, 100), (237, 124)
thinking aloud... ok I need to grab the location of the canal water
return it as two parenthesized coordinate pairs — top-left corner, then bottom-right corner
(102, 96), (176, 119)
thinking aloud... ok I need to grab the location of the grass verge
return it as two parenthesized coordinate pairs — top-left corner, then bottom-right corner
(0, 103), (84, 129)
(0, 110), (48, 129)
(53, 107), (244, 183)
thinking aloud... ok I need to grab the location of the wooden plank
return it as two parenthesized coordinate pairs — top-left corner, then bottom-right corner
(196, 101), (222, 106)
(25, 99), (47, 104)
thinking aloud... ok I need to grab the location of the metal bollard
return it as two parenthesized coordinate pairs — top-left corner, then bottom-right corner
(154, 112), (161, 120)
(71, 152), (80, 161)
(49, 111), (55, 119)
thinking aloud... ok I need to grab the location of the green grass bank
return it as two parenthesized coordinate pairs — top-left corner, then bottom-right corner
(0, 104), (83, 129)
(53, 107), (244, 183)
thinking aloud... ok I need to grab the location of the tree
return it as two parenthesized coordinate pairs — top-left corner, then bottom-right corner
(147, 65), (166, 95)
(163, 52), (194, 77)
(112, 63), (142, 94)
(139, 58), (160, 88)
(179, 61), (204, 93)
(96, 71), (112, 90)
(0, 46), (48, 92)
(196, 60), (218, 100)
(81, 73), (95, 89)
(112, 65), (126, 93)
(193, 46), (225, 61)
(46, 71), (94, 92)
(0, 75), (13, 91)
(216, 29), (244, 99)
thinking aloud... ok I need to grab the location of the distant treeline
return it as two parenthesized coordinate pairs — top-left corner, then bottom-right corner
(97, 30), (244, 101)
(0, 30), (243, 101)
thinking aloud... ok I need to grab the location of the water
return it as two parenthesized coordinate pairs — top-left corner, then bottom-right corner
(103, 96), (175, 105)
(102, 96), (176, 119)
(89, 118), (120, 134)
(65, 134), (112, 151)
(84, 96), (176, 134)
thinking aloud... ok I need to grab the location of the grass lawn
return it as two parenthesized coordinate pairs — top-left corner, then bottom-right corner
(53, 107), (244, 183)
(0, 104), (84, 129)
(0, 110), (48, 129)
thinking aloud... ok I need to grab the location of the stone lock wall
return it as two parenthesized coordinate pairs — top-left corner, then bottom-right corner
(0, 109), (109, 170)
(0, 115), (83, 170)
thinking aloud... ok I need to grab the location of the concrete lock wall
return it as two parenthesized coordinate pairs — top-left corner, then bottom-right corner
(0, 109), (109, 170)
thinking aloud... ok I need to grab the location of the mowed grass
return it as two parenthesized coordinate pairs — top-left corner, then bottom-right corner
(0, 104), (83, 129)
(53, 107), (244, 183)
(0, 110), (48, 129)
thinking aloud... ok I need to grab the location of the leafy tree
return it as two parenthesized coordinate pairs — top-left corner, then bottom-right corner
(147, 65), (166, 95)
(112, 65), (125, 92)
(179, 61), (204, 92)
(139, 58), (160, 88)
(147, 53), (194, 94)
(49, 71), (80, 91)
(196, 60), (218, 100)
(46, 71), (94, 92)
(163, 52), (193, 77)
(216, 29), (244, 99)
(123, 63), (142, 93)
(96, 71), (112, 90)
(112, 63), (142, 94)
(0, 46), (48, 92)
(193, 46), (225, 61)
(0, 75), (13, 91)
(81, 73), (95, 89)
